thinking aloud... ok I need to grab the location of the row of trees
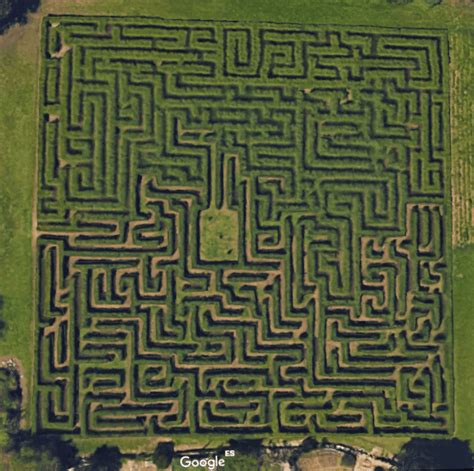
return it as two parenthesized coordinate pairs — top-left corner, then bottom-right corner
(3, 435), (175, 470)
(1, 414), (473, 469)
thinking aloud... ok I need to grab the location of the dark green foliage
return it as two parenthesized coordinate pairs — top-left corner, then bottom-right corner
(0, 0), (14, 19)
(341, 452), (356, 467)
(7, 431), (79, 470)
(387, 0), (414, 4)
(396, 438), (472, 471)
(152, 442), (174, 469)
(426, 0), (442, 5)
(86, 445), (122, 471)
(0, 368), (21, 435)
(228, 438), (263, 454)
(299, 437), (318, 453)
(0, 0), (40, 34)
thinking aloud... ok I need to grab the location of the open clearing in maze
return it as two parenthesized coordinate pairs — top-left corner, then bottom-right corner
(34, 15), (453, 438)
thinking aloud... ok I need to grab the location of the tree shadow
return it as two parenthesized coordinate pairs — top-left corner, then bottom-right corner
(87, 445), (122, 471)
(396, 438), (473, 471)
(7, 430), (79, 469)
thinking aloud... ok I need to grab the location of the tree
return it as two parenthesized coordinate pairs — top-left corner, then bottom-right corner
(8, 444), (63, 470)
(0, 0), (40, 34)
(341, 453), (356, 468)
(396, 438), (472, 471)
(0, 1), (14, 20)
(152, 442), (175, 469)
(7, 431), (79, 470)
(0, 368), (21, 435)
(86, 445), (122, 471)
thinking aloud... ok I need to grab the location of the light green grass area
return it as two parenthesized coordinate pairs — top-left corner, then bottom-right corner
(0, 43), (39, 426)
(199, 208), (239, 261)
(450, 25), (474, 444)
(453, 245), (474, 443)
(70, 432), (408, 456)
(0, 0), (473, 456)
(23, 0), (474, 29)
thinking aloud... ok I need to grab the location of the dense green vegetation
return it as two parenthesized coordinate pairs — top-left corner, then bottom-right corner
(0, 368), (21, 449)
(153, 442), (175, 470)
(83, 445), (122, 471)
(0, 370), (123, 471)
(0, 0), (40, 34)
(396, 438), (472, 470)
(35, 12), (453, 440)
(6, 432), (79, 471)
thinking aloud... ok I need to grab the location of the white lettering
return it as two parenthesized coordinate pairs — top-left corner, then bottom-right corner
(179, 455), (227, 469)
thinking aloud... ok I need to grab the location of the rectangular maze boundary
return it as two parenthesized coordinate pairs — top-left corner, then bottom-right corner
(33, 15), (453, 437)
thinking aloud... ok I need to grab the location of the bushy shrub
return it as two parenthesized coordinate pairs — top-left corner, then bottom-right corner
(0, 368), (21, 436)
(86, 445), (122, 471)
(152, 442), (175, 469)
(341, 452), (356, 467)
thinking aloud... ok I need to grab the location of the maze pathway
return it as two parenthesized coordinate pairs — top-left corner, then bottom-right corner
(34, 16), (452, 436)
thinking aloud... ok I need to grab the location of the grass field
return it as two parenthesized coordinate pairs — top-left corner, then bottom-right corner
(453, 246), (474, 442)
(0, 0), (473, 454)
(0, 36), (39, 427)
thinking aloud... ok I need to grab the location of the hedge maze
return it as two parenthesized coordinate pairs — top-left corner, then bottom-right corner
(35, 16), (452, 436)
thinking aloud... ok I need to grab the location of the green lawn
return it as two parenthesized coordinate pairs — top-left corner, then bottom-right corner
(453, 246), (474, 443)
(0, 0), (473, 454)
(0, 38), (39, 427)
